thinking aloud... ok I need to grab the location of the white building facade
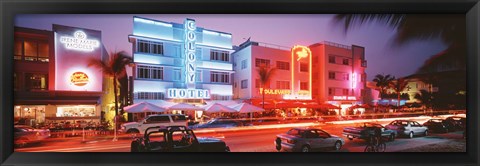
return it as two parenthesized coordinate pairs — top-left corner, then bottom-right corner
(129, 17), (234, 106)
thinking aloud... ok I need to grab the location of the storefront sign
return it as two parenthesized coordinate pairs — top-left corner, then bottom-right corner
(333, 96), (357, 100)
(290, 45), (312, 100)
(167, 88), (210, 99)
(60, 31), (100, 52)
(70, 72), (89, 86)
(259, 88), (291, 95)
(184, 19), (196, 88)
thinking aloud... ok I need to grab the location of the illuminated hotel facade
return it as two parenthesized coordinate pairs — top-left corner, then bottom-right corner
(233, 40), (367, 115)
(128, 17), (235, 108)
(13, 25), (107, 126)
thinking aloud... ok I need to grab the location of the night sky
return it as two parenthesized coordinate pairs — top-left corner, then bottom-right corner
(15, 14), (449, 80)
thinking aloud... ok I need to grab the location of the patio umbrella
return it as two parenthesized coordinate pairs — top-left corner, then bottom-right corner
(167, 103), (204, 111)
(321, 103), (341, 109)
(229, 103), (265, 113)
(202, 103), (237, 113)
(124, 102), (166, 113)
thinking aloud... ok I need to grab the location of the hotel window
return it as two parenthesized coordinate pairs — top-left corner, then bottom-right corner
(241, 80), (248, 89)
(361, 74), (366, 82)
(210, 72), (229, 83)
(342, 58), (350, 65)
(195, 70), (202, 82)
(343, 73), (350, 81)
(300, 63), (308, 72)
(25, 73), (48, 91)
(137, 65), (163, 80)
(276, 61), (290, 70)
(173, 69), (181, 81)
(343, 89), (349, 95)
(300, 82), (308, 90)
(255, 58), (270, 67)
(137, 40), (164, 55)
(210, 50), (229, 62)
(328, 88), (334, 95)
(15, 38), (49, 62)
(328, 56), (335, 64)
(134, 92), (165, 100)
(241, 59), (247, 69)
(328, 72), (335, 80)
(276, 81), (290, 90)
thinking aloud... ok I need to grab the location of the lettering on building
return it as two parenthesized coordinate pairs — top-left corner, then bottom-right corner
(167, 88), (210, 99)
(60, 31), (99, 52)
(70, 72), (89, 86)
(184, 19), (196, 88)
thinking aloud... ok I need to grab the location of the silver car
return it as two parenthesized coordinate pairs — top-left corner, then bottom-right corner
(275, 128), (345, 152)
(385, 120), (429, 138)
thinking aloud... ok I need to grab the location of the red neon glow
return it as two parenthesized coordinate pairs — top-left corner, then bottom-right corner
(289, 45), (312, 100)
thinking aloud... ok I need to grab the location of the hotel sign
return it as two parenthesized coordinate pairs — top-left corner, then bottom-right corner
(185, 19), (196, 88)
(332, 96), (357, 101)
(167, 88), (210, 99)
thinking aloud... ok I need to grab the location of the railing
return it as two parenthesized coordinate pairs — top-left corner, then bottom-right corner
(255, 42), (291, 51)
(321, 41), (352, 50)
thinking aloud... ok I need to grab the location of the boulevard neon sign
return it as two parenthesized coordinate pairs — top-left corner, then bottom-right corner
(259, 88), (291, 95)
(60, 31), (99, 52)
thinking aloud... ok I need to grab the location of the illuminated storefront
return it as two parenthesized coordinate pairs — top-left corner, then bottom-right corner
(129, 17), (234, 114)
(14, 25), (105, 126)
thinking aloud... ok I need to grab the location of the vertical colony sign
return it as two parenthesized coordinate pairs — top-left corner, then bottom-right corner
(167, 18), (210, 99)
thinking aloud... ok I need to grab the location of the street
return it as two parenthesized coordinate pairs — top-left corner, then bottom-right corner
(15, 116), (466, 152)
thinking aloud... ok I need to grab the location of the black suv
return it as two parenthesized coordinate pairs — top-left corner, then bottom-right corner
(130, 126), (230, 152)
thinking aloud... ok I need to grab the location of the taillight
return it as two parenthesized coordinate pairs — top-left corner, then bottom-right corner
(287, 139), (296, 144)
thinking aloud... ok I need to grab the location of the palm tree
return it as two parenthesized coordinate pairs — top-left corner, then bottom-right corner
(88, 51), (133, 126)
(256, 64), (276, 109)
(389, 78), (410, 110)
(414, 90), (435, 114)
(333, 14), (466, 71)
(372, 74), (395, 100)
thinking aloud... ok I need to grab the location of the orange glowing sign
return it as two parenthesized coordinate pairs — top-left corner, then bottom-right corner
(333, 96), (357, 100)
(70, 72), (89, 86)
(259, 88), (291, 95)
(287, 45), (312, 100)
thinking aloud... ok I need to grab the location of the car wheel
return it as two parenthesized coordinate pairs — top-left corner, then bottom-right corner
(409, 132), (414, 139)
(389, 134), (395, 142)
(131, 141), (140, 152)
(275, 138), (282, 151)
(424, 130), (428, 136)
(301, 145), (310, 152)
(334, 141), (342, 151)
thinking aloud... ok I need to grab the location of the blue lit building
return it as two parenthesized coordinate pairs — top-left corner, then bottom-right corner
(128, 17), (234, 108)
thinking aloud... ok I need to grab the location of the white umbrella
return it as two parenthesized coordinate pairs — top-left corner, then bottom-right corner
(229, 103), (265, 113)
(124, 102), (166, 113)
(203, 103), (237, 113)
(167, 103), (204, 111)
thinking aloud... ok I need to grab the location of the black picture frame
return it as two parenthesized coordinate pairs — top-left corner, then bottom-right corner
(0, 0), (478, 166)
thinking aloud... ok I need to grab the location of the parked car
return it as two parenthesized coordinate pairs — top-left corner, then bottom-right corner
(191, 118), (243, 129)
(422, 119), (455, 133)
(130, 126), (230, 152)
(444, 116), (466, 130)
(275, 128), (344, 152)
(120, 114), (187, 134)
(14, 125), (51, 147)
(385, 120), (428, 138)
(342, 122), (397, 141)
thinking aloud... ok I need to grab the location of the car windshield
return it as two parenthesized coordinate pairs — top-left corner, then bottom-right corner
(431, 119), (443, 123)
(286, 129), (305, 137)
(362, 123), (380, 128)
(15, 126), (35, 131)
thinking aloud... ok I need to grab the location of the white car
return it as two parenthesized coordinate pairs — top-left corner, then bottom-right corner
(121, 114), (187, 134)
(385, 120), (429, 138)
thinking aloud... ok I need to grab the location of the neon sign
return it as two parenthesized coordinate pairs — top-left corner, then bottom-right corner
(259, 88), (291, 95)
(70, 72), (89, 86)
(289, 45), (312, 100)
(59, 31), (99, 52)
(167, 88), (210, 99)
(185, 19), (196, 88)
(333, 96), (357, 100)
